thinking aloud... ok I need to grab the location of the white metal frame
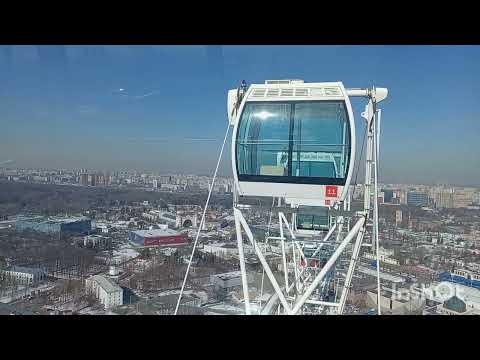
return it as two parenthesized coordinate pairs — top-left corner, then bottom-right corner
(230, 81), (387, 315)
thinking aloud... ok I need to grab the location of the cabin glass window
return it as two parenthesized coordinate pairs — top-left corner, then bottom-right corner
(237, 100), (351, 185)
(237, 103), (291, 177)
(292, 102), (350, 179)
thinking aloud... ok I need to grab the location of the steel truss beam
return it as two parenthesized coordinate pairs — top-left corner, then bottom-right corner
(234, 206), (366, 315)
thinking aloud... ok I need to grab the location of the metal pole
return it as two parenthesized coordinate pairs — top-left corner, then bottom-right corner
(279, 212), (306, 264)
(363, 101), (374, 221)
(309, 221), (338, 259)
(260, 198), (275, 309)
(373, 112), (382, 315)
(338, 223), (366, 314)
(279, 213), (289, 292)
(305, 299), (340, 307)
(376, 109), (382, 164)
(279, 212), (300, 293)
(233, 208), (251, 314)
(335, 216), (344, 243)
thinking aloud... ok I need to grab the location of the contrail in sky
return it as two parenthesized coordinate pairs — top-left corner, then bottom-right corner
(113, 88), (160, 99)
(124, 137), (219, 143)
(134, 91), (160, 99)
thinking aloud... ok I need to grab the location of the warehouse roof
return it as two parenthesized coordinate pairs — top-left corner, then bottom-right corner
(444, 295), (467, 313)
(17, 215), (90, 225)
(131, 228), (182, 237)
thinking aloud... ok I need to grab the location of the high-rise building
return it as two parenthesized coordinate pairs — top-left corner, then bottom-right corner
(105, 171), (112, 185)
(159, 176), (171, 184)
(97, 173), (105, 186)
(382, 189), (394, 203)
(396, 190), (407, 205)
(89, 174), (97, 186)
(378, 194), (384, 204)
(432, 188), (454, 209)
(453, 189), (474, 208)
(407, 191), (429, 207)
(80, 173), (89, 186)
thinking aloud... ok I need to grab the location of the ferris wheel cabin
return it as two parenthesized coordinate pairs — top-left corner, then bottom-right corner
(228, 80), (356, 207)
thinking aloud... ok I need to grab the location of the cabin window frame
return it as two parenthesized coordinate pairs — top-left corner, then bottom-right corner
(236, 100), (351, 185)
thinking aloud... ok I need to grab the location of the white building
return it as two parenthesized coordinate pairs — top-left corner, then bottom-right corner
(210, 271), (253, 292)
(83, 234), (109, 248)
(0, 266), (47, 285)
(161, 183), (181, 191)
(85, 275), (123, 309)
(364, 247), (399, 265)
(142, 210), (162, 222)
(366, 287), (424, 315)
(201, 243), (238, 259)
(467, 263), (480, 272)
(356, 265), (406, 284)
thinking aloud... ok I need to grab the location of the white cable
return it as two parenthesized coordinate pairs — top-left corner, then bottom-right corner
(174, 122), (231, 315)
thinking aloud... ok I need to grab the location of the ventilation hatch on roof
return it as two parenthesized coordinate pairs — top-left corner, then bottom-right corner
(265, 79), (304, 84)
(266, 89), (280, 97)
(310, 88), (325, 96)
(252, 89), (266, 97)
(294, 88), (309, 96)
(280, 88), (294, 96)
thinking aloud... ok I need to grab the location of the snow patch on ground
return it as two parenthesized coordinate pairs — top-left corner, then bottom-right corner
(112, 245), (140, 263)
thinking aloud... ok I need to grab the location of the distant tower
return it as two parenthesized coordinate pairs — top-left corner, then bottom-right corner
(89, 173), (97, 187)
(395, 210), (403, 227)
(80, 173), (89, 186)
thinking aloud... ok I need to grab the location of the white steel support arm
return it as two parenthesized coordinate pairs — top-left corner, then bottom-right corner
(346, 88), (370, 98)
(279, 212), (306, 260)
(236, 208), (293, 314)
(261, 267), (307, 315)
(338, 223), (366, 314)
(279, 213), (289, 292)
(291, 216), (366, 315)
(309, 220), (338, 259)
(234, 211), (251, 315)
(335, 216), (344, 243)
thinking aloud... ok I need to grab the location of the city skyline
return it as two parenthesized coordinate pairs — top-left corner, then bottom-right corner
(1, 45), (479, 185)
(3, 166), (480, 192)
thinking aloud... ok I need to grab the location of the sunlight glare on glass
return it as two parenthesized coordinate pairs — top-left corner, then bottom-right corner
(253, 111), (275, 120)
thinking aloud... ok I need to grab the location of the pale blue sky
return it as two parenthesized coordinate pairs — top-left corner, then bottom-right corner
(0, 45), (479, 185)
